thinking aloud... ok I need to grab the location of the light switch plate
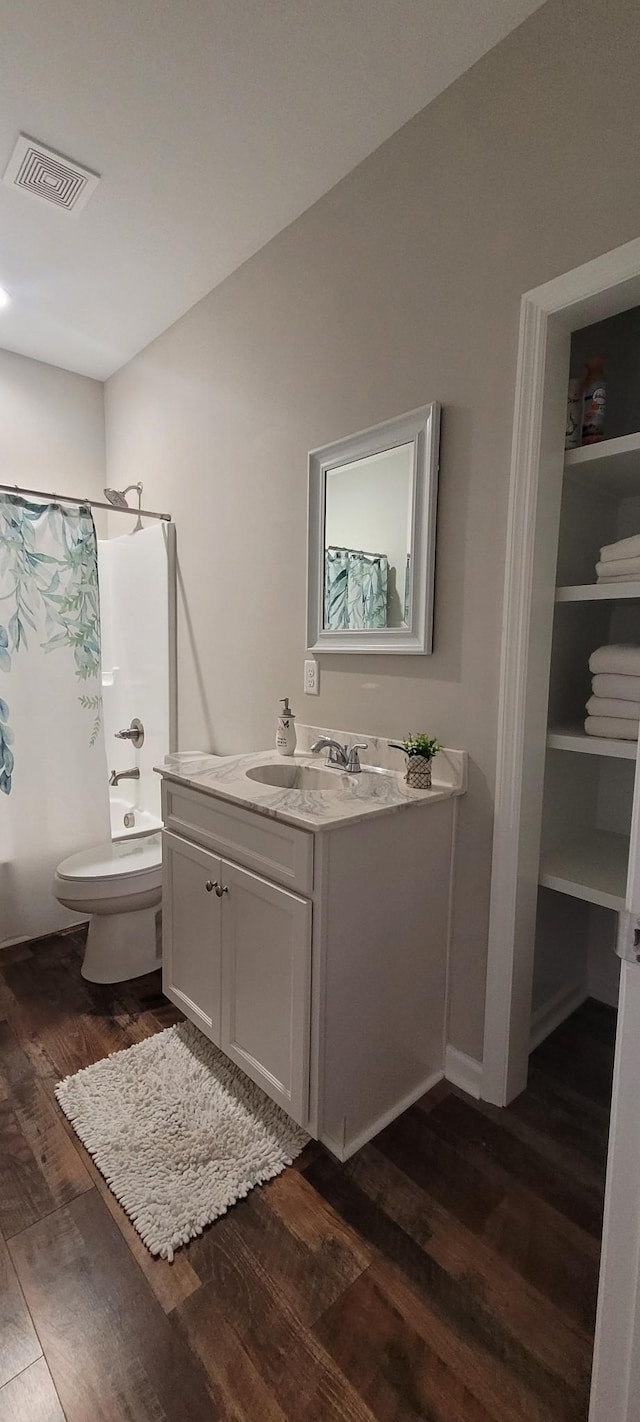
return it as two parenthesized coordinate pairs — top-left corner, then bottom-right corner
(304, 659), (319, 695)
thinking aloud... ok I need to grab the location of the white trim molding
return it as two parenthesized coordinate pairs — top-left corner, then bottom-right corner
(482, 291), (551, 1106)
(529, 982), (588, 1054)
(444, 1045), (482, 1099)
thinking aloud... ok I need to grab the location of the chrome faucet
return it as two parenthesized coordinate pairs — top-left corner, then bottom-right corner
(109, 767), (140, 787)
(310, 737), (368, 773)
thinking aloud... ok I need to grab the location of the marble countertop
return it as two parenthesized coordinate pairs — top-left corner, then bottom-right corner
(156, 734), (466, 833)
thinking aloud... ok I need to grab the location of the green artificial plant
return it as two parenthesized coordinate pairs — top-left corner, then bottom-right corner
(389, 733), (441, 760)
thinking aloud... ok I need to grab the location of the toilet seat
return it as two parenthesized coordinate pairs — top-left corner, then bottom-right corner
(56, 834), (161, 899)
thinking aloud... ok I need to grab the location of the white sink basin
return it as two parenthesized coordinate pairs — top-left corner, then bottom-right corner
(245, 761), (392, 792)
(246, 762), (344, 791)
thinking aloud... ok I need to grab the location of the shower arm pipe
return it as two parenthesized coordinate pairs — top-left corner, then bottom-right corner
(0, 482), (171, 522)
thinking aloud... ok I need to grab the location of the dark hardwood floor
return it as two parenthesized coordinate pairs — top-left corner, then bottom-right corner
(0, 928), (616, 1421)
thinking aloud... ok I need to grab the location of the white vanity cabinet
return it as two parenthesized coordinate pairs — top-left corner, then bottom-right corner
(160, 755), (461, 1159)
(163, 828), (311, 1126)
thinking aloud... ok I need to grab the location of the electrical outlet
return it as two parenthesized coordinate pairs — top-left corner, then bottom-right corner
(304, 659), (319, 695)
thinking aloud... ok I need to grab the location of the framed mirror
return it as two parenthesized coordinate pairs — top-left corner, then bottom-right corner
(307, 402), (440, 654)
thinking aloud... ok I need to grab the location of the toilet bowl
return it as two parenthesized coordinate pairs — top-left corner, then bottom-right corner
(53, 833), (162, 983)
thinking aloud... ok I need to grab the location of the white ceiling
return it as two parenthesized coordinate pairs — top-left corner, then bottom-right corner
(0, 0), (545, 380)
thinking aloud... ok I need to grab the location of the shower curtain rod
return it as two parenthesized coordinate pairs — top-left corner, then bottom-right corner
(0, 482), (171, 522)
(327, 543), (386, 560)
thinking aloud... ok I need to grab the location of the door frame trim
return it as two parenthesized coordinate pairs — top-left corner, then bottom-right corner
(483, 235), (640, 1107)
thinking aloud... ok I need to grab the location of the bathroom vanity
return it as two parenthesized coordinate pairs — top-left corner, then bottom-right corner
(157, 731), (466, 1159)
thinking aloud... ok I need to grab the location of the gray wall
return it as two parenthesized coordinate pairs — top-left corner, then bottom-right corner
(1, 348), (105, 498)
(105, 0), (640, 1060)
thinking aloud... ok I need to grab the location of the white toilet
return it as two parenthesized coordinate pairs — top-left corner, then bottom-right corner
(53, 833), (162, 983)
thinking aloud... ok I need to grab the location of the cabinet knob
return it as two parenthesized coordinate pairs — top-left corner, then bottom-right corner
(215, 883), (229, 897)
(205, 879), (217, 893)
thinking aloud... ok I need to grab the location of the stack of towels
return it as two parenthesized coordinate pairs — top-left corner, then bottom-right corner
(586, 645), (640, 740)
(596, 532), (640, 583)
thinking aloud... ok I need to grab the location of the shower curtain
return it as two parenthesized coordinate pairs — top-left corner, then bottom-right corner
(0, 495), (110, 945)
(325, 548), (388, 630)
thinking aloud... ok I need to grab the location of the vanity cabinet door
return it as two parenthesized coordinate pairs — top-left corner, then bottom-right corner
(219, 859), (311, 1127)
(162, 830), (222, 1044)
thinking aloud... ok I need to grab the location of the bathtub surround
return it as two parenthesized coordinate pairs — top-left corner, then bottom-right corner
(104, 0), (640, 1062)
(55, 1019), (308, 1259)
(98, 523), (173, 829)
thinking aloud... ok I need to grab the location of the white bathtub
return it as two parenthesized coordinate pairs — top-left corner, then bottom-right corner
(109, 795), (162, 843)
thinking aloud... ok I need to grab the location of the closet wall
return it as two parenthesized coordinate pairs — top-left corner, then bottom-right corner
(570, 307), (640, 442)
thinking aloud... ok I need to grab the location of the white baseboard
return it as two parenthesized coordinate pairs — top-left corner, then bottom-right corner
(321, 1067), (445, 1162)
(444, 1044), (483, 1099)
(1, 920), (89, 953)
(529, 980), (588, 1052)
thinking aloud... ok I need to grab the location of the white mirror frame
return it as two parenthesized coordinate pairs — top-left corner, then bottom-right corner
(307, 402), (440, 655)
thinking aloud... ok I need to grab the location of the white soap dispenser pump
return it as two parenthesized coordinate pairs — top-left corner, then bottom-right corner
(276, 697), (296, 757)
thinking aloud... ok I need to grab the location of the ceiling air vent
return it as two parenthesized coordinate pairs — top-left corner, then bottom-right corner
(2, 134), (100, 215)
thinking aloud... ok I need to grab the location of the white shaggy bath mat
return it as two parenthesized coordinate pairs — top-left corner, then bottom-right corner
(55, 1021), (308, 1260)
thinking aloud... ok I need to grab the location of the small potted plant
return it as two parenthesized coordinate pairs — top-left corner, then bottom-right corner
(390, 733), (441, 790)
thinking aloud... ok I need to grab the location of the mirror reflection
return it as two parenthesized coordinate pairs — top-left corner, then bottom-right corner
(323, 442), (414, 631)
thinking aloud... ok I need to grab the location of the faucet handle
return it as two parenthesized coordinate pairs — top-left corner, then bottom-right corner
(346, 743), (368, 773)
(114, 718), (144, 748)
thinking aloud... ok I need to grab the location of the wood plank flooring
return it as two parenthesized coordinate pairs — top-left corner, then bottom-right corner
(0, 929), (615, 1421)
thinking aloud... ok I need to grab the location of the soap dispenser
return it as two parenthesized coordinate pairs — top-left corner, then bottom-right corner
(276, 697), (296, 757)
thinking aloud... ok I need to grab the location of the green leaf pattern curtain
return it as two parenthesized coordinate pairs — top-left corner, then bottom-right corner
(325, 548), (388, 630)
(0, 494), (110, 944)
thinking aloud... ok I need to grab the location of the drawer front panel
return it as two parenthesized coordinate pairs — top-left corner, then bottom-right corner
(162, 780), (313, 894)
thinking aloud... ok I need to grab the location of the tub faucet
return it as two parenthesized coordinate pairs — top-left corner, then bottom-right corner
(109, 767), (140, 787)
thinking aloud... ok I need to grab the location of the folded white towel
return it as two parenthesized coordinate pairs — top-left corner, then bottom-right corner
(596, 555), (640, 581)
(589, 645), (640, 676)
(585, 716), (639, 740)
(586, 695), (640, 719)
(592, 673), (640, 700)
(600, 532), (640, 563)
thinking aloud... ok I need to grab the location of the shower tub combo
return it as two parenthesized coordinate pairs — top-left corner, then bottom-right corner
(53, 498), (175, 983)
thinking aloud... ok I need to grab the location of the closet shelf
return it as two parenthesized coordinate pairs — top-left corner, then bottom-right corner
(564, 431), (640, 497)
(539, 830), (629, 911)
(556, 582), (640, 602)
(547, 727), (637, 760)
